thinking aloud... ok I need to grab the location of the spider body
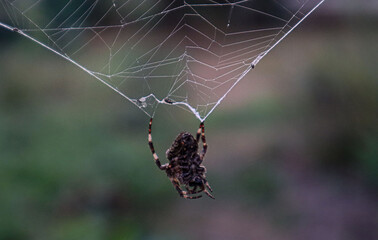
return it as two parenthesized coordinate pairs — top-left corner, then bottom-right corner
(148, 118), (214, 199)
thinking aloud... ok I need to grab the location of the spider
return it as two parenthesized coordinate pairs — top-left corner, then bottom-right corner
(148, 118), (214, 199)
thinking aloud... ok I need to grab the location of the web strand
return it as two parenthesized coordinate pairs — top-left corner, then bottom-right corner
(0, 0), (325, 122)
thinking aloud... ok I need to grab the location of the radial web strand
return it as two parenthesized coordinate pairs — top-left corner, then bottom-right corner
(0, 0), (325, 121)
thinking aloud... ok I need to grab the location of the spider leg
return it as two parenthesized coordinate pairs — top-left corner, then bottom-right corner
(186, 185), (199, 194)
(199, 179), (215, 199)
(204, 188), (215, 199)
(199, 165), (207, 173)
(148, 118), (167, 170)
(199, 122), (207, 160)
(196, 122), (202, 142)
(185, 185), (194, 193)
(171, 178), (202, 199)
(184, 181), (214, 199)
(185, 195), (202, 199)
(190, 184), (215, 199)
(204, 179), (213, 192)
(191, 186), (206, 196)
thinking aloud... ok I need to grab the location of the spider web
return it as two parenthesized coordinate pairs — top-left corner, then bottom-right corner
(0, 0), (324, 121)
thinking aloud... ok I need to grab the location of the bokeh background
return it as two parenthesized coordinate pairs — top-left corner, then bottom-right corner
(0, 1), (377, 240)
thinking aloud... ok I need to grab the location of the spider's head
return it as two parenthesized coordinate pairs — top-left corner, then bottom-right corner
(189, 176), (204, 187)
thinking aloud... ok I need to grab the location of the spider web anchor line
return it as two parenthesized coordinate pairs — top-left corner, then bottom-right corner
(136, 94), (204, 121)
(0, 0), (325, 121)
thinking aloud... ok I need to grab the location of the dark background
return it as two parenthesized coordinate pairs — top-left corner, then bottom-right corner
(0, 1), (377, 239)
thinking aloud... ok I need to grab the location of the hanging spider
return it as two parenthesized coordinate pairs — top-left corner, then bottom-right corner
(148, 118), (214, 199)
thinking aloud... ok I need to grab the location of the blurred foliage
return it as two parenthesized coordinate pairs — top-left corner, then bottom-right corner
(238, 161), (282, 205)
(304, 41), (378, 187)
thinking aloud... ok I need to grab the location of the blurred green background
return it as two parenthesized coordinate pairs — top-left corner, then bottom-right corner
(0, 1), (377, 240)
